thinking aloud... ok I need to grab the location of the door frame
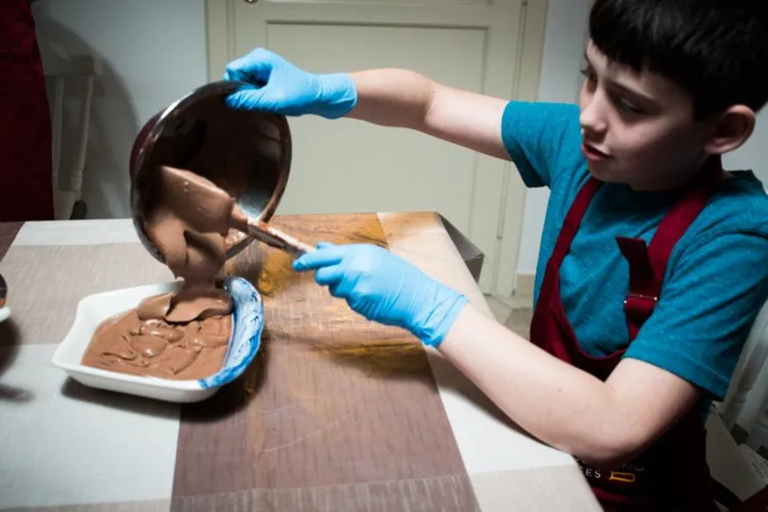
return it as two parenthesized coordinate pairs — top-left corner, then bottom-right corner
(204, 0), (548, 298)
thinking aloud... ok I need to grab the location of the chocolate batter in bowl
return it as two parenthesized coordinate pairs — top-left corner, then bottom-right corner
(79, 82), (286, 382)
(129, 80), (293, 262)
(81, 306), (232, 380)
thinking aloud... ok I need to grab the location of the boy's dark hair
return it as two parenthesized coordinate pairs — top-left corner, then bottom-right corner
(590, 0), (768, 119)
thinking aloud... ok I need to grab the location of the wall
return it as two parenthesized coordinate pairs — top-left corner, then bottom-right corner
(32, 0), (208, 219)
(724, 112), (768, 180)
(516, 0), (768, 277)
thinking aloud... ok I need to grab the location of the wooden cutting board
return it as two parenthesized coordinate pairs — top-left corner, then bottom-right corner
(172, 213), (479, 511)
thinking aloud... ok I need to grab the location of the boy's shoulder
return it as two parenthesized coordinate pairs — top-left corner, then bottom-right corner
(672, 169), (768, 268)
(696, 171), (768, 237)
(501, 102), (583, 189)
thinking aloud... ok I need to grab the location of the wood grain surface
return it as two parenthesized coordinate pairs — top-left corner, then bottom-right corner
(3, 499), (171, 512)
(172, 214), (479, 511)
(0, 218), (602, 512)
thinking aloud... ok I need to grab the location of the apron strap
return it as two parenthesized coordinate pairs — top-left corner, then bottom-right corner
(617, 157), (726, 340)
(529, 177), (602, 343)
(647, 159), (726, 275)
(548, 177), (603, 269)
(617, 237), (658, 341)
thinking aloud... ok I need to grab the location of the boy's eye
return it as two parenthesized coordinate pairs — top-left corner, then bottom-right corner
(580, 67), (597, 83)
(614, 97), (644, 115)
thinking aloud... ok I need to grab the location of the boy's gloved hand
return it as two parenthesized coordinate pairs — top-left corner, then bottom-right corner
(293, 243), (468, 347)
(222, 48), (357, 119)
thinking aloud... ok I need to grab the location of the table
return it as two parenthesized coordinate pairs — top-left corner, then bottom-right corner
(0, 213), (600, 511)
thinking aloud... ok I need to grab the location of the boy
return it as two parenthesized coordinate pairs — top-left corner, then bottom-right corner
(223, 0), (768, 509)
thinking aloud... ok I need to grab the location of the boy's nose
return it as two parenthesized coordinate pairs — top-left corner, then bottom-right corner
(579, 94), (608, 136)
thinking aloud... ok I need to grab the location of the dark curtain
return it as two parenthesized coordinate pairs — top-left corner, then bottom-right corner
(0, 0), (54, 221)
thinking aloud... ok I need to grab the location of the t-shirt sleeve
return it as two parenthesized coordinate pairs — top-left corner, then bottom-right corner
(501, 101), (582, 189)
(624, 231), (768, 400)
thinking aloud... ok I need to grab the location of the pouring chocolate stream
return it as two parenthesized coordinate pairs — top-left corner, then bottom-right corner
(158, 166), (315, 256)
(80, 164), (239, 378)
(139, 166), (235, 323)
(82, 164), (310, 379)
(143, 165), (313, 323)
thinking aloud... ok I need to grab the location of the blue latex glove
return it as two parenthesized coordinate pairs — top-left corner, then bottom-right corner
(293, 243), (469, 347)
(222, 48), (357, 119)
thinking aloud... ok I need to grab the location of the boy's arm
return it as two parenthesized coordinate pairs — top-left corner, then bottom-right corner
(439, 305), (700, 468)
(443, 228), (768, 467)
(223, 49), (511, 160)
(292, 243), (701, 468)
(348, 69), (510, 160)
(293, 230), (768, 467)
(350, 73), (584, 189)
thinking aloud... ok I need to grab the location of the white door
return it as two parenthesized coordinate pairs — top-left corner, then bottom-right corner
(206, 0), (546, 295)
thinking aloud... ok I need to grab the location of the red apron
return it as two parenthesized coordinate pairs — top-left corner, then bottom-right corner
(530, 159), (724, 511)
(0, 0), (54, 221)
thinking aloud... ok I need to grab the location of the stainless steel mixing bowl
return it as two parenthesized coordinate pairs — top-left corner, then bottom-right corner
(129, 80), (292, 262)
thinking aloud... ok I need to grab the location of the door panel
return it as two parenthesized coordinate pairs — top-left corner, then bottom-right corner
(267, 24), (485, 233)
(206, 0), (546, 295)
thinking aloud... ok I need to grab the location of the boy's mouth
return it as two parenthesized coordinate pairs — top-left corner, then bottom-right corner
(581, 142), (611, 162)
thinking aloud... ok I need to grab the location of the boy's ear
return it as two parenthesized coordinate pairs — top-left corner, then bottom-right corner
(704, 105), (756, 155)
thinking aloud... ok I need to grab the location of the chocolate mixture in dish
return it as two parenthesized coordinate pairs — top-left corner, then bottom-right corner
(82, 166), (239, 380)
(82, 310), (231, 380)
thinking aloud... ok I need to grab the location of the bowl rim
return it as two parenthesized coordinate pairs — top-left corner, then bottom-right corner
(51, 277), (262, 391)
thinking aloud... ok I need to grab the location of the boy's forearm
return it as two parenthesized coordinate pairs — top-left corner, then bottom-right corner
(347, 69), (434, 129)
(348, 69), (510, 159)
(437, 305), (687, 467)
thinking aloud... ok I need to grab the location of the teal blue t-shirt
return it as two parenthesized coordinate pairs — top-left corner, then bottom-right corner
(502, 101), (768, 402)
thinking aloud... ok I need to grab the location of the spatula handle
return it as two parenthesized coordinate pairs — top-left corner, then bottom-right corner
(230, 204), (315, 256)
(247, 220), (315, 256)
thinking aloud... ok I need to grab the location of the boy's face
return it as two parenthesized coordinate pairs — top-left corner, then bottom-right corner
(579, 41), (712, 191)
